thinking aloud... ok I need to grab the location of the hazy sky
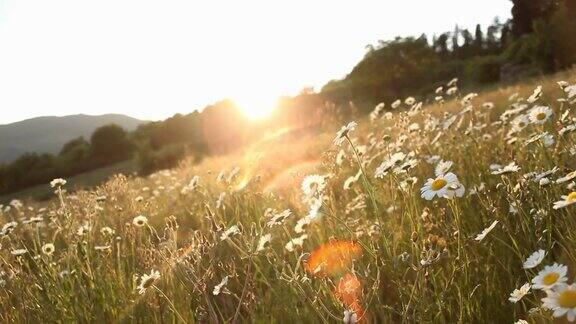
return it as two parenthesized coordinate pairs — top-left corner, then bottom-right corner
(0, 0), (512, 124)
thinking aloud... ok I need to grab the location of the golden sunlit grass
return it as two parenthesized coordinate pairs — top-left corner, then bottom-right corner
(2, 68), (576, 323)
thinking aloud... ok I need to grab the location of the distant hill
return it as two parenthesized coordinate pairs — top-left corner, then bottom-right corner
(0, 114), (146, 163)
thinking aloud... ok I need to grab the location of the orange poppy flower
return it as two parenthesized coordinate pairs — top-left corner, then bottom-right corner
(305, 240), (362, 276)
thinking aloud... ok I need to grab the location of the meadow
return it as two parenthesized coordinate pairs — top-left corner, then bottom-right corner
(2, 69), (576, 323)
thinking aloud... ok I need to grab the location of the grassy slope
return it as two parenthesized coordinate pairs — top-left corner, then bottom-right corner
(1, 69), (576, 322)
(0, 159), (138, 204)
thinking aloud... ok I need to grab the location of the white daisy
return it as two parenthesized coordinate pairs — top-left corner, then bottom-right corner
(334, 121), (357, 146)
(343, 309), (358, 324)
(301, 175), (326, 197)
(446, 86), (458, 96)
(42, 243), (55, 256)
(435, 160), (453, 177)
(509, 283), (531, 303)
(556, 171), (576, 184)
(528, 106), (553, 125)
(132, 215), (148, 227)
(542, 283), (576, 322)
(491, 162), (521, 175)
(523, 249), (546, 269)
(266, 209), (292, 227)
(220, 225), (240, 241)
(285, 234), (308, 252)
(532, 263), (568, 290)
(137, 270), (161, 294)
(527, 85), (542, 103)
(511, 114), (529, 130)
(50, 178), (67, 188)
(553, 192), (576, 209)
(420, 172), (465, 200)
(11, 248), (28, 256)
(213, 276), (229, 295)
(256, 234), (272, 252)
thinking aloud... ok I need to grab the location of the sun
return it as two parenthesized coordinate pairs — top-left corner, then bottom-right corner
(233, 93), (279, 120)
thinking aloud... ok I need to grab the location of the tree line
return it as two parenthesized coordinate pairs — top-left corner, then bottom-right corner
(322, 0), (576, 107)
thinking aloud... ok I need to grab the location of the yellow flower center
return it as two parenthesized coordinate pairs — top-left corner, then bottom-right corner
(519, 122), (526, 127)
(558, 289), (576, 308)
(536, 112), (546, 120)
(431, 178), (448, 191)
(567, 192), (576, 202)
(542, 272), (560, 286)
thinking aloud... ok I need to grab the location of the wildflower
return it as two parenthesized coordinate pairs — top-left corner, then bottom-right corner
(213, 276), (229, 295)
(556, 171), (576, 184)
(343, 310), (358, 324)
(474, 220), (499, 242)
(528, 106), (552, 125)
(420, 172), (465, 200)
(256, 234), (272, 252)
(76, 224), (91, 236)
(461, 92), (478, 105)
(334, 121), (357, 146)
(509, 283), (531, 303)
(405, 96), (416, 106)
(446, 86), (458, 96)
(133, 215), (148, 227)
(391, 99), (401, 109)
(220, 225), (240, 241)
(301, 175), (326, 197)
(527, 85), (542, 103)
(540, 177), (551, 186)
(267, 209), (292, 227)
(285, 234), (308, 252)
(370, 103), (385, 121)
(542, 283), (576, 322)
(11, 248), (28, 256)
(491, 162), (520, 175)
(42, 243), (55, 256)
(137, 270), (161, 294)
(511, 114), (529, 130)
(553, 192), (576, 209)
(1, 221), (18, 236)
(50, 178), (67, 188)
(306, 241), (362, 276)
(558, 81), (570, 90)
(435, 160), (453, 176)
(523, 249), (546, 269)
(515, 320), (528, 324)
(101, 226), (115, 236)
(343, 171), (362, 190)
(532, 264), (568, 290)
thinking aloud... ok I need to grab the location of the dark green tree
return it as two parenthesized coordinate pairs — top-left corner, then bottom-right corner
(90, 124), (134, 164)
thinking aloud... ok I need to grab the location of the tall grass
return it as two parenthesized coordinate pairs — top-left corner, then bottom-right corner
(1, 69), (576, 323)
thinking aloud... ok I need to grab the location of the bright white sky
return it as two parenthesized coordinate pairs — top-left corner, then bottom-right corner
(0, 0), (511, 124)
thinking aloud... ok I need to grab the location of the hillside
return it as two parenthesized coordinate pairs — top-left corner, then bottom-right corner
(0, 114), (145, 163)
(1, 70), (575, 322)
